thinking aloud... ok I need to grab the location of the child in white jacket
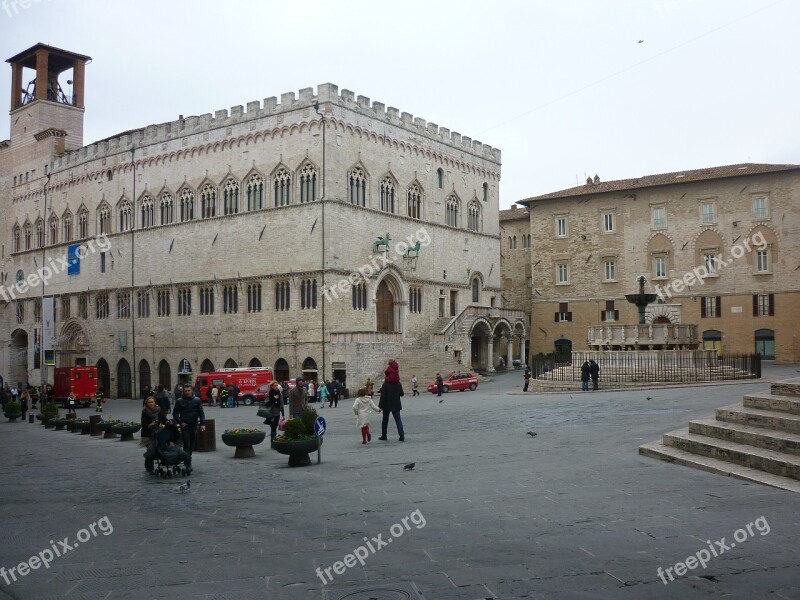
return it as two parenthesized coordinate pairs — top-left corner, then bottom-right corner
(352, 387), (381, 445)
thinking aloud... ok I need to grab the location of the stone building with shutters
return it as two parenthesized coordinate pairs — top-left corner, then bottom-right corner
(0, 43), (527, 396)
(516, 164), (800, 363)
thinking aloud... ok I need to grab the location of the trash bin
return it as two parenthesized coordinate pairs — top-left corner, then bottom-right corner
(197, 419), (216, 452)
(89, 415), (102, 436)
(28, 413), (34, 423)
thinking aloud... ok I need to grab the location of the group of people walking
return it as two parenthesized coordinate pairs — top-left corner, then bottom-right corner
(141, 383), (206, 473)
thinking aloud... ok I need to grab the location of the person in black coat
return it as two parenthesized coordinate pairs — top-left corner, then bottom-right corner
(589, 359), (600, 391)
(142, 397), (167, 472)
(154, 385), (171, 413)
(263, 381), (285, 444)
(172, 385), (206, 469)
(378, 359), (405, 441)
(580, 361), (590, 392)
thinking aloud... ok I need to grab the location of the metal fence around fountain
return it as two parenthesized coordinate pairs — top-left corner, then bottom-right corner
(532, 352), (761, 384)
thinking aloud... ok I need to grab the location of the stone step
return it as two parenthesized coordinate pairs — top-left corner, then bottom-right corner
(716, 404), (800, 434)
(662, 428), (800, 480)
(689, 418), (800, 457)
(771, 380), (800, 398)
(638, 440), (800, 493)
(743, 392), (800, 415)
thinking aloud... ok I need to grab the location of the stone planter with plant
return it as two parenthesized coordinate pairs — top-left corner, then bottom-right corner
(4, 399), (22, 422)
(221, 428), (267, 458)
(272, 406), (320, 467)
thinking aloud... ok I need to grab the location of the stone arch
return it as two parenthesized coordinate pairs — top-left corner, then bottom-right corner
(469, 319), (493, 371)
(493, 319), (513, 338)
(139, 359), (151, 395)
(117, 358), (132, 399)
(274, 358), (290, 382)
(200, 359), (215, 373)
(248, 357), (262, 368)
(224, 358), (238, 369)
(373, 267), (406, 334)
(646, 303), (681, 324)
(9, 328), (28, 387)
(96, 358), (110, 395)
(57, 319), (90, 365)
(158, 359), (172, 389)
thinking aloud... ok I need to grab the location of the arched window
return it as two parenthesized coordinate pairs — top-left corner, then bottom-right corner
(160, 192), (174, 225)
(62, 211), (73, 242)
(180, 188), (194, 222)
(12, 226), (20, 252)
(140, 195), (154, 229)
(483, 182), (489, 202)
(49, 215), (58, 244)
(407, 184), (422, 219)
(200, 184), (216, 219)
(78, 208), (89, 238)
(446, 195), (459, 227)
(299, 164), (317, 203)
(223, 179), (239, 215)
(273, 168), (292, 207)
(436, 168), (444, 189)
(300, 279), (318, 309)
(118, 199), (132, 231)
(467, 201), (481, 232)
(472, 278), (480, 303)
(348, 167), (366, 206)
(35, 219), (44, 247)
(512, 236), (517, 249)
(23, 222), (32, 250)
(223, 285), (238, 314)
(352, 283), (368, 310)
(379, 177), (396, 213)
(98, 204), (111, 234)
(246, 174), (264, 211)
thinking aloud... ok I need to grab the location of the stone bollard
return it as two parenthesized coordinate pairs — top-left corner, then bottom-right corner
(29, 414), (34, 423)
(197, 419), (216, 452)
(89, 415), (102, 436)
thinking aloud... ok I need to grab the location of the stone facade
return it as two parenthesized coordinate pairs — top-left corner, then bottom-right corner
(518, 165), (800, 363)
(499, 206), (531, 361)
(0, 44), (523, 395)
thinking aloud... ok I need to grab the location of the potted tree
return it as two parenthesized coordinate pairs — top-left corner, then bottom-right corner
(221, 428), (267, 458)
(4, 399), (22, 422)
(272, 406), (320, 467)
(40, 401), (59, 428)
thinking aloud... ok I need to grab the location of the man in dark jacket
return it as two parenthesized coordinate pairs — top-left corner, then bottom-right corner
(378, 359), (405, 441)
(172, 385), (206, 470)
(589, 359), (600, 391)
(580, 361), (590, 392)
(435, 373), (443, 397)
(229, 383), (240, 408)
(155, 385), (171, 413)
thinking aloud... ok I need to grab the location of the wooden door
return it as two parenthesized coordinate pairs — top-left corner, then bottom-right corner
(376, 280), (395, 332)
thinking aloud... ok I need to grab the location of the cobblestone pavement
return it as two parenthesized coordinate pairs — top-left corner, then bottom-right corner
(1, 365), (799, 600)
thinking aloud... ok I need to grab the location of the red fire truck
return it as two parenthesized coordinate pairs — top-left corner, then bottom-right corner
(53, 366), (98, 408)
(193, 367), (274, 405)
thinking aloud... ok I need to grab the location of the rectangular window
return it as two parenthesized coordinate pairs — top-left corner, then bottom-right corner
(701, 202), (716, 224)
(137, 290), (150, 318)
(602, 213), (614, 233)
(752, 196), (769, 219)
(654, 256), (667, 278)
(753, 293), (774, 316)
(157, 290), (170, 317)
(701, 296), (721, 318)
(178, 289), (192, 316)
(95, 294), (109, 319)
(116, 292), (130, 319)
(555, 217), (567, 238)
(554, 301), (572, 322)
(556, 263), (569, 284)
(100, 252), (106, 273)
(756, 250), (770, 273)
(601, 300), (619, 322)
(651, 206), (666, 229)
(200, 286), (215, 315)
(703, 253), (718, 275)
(78, 294), (88, 319)
(604, 260), (616, 281)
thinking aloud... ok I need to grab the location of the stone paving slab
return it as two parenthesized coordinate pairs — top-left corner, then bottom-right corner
(1, 364), (800, 599)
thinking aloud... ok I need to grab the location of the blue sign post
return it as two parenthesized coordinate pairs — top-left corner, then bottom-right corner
(314, 416), (326, 464)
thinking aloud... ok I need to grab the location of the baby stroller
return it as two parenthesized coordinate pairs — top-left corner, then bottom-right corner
(144, 423), (191, 478)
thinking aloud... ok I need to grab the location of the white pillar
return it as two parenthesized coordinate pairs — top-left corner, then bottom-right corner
(506, 338), (513, 369)
(487, 337), (495, 372)
(518, 335), (525, 366)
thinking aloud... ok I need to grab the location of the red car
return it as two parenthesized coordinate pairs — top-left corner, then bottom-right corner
(427, 371), (479, 393)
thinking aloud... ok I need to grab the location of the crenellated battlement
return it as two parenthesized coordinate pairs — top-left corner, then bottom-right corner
(54, 83), (501, 170)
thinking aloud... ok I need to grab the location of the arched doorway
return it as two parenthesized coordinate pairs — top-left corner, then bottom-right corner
(470, 320), (492, 371)
(117, 359), (132, 399)
(96, 358), (111, 395)
(275, 358), (290, 382)
(158, 360), (171, 389)
(249, 358), (262, 368)
(302, 357), (318, 383)
(56, 320), (89, 367)
(224, 358), (238, 369)
(653, 316), (671, 324)
(178, 358), (193, 384)
(200, 359), (215, 373)
(554, 338), (572, 356)
(9, 329), (28, 388)
(755, 329), (775, 360)
(703, 330), (722, 353)
(139, 359), (151, 395)
(376, 280), (395, 332)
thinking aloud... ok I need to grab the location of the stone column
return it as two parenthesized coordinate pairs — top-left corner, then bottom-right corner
(506, 338), (513, 368)
(487, 337), (495, 372)
(35, 49), (49, 102)
(518, 336), (525, 366)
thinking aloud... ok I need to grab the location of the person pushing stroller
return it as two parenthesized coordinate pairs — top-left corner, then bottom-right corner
(144, 421), (190, 477)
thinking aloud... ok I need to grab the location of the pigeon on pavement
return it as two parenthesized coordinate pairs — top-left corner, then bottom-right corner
(403, 463), (416, 471)
(175, 480), (191, 492)
(527, 431), (537, 437)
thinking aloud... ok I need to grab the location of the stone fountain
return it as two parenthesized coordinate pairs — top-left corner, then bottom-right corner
(625, 275), (659, 325)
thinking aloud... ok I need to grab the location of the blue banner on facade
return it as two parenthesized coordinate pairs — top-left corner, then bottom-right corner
(67, 244), (80, 275)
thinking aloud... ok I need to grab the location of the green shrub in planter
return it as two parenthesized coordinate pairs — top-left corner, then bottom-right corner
(4, 399), (21, 415)
(41, 402), (59, 416)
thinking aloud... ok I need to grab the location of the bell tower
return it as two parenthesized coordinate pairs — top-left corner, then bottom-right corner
(6, 43), (91, 153)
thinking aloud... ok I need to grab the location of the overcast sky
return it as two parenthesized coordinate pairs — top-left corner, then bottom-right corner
(1, 0), (797, 207)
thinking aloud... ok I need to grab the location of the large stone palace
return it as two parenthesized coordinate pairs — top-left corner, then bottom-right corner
(0, 43), (527, 395)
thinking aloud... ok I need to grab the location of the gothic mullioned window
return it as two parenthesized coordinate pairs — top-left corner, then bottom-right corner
(160, 192), (174, 225)
(157, 289), (170, 317)
(23, 222), (32, 250)
(246, 174), (264, 211)
(96, 293), (109, 319)
(348, 167), (366, 206)
(247, 283), (262, 312)
(200, 184), (216, 219)
(446, 195), (460, 228)
(223, 285), (238, 314)
(199, 286), (214, 315)
(137, 290), (150, 318)
(467, 201), (481, 232)
(140, 195), (155, 229)
(35, 219), (44, 248)
(117, 292), (131, 319)
(62, 211), (73, 242)
(98, 204), (111, 234)
(177, 288), (191, 316)
(49, 215), (58, 245)
(380, 177), (396, 213)
(407, 184), (422, 220)
(12, 226), (20, 252)
(352, 283), (367, 310)
(223, 179), (239, 215)
(118, 199), (133, 231)
(273, 168), (292, 207)
(275, 281), (291, 311)
(300, 279), (317, 309)
(299, 164), (317, 203)
(78, 294), (88, 319)
(78, 208), (89, 238)
(180, 188), (194, 222)
(409, 286), (423, 313)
